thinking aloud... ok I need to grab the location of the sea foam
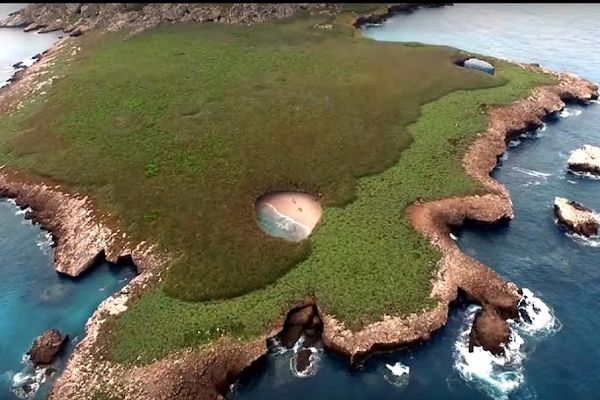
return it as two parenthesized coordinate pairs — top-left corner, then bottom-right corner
(453, 289), (560, 400)
(289, 336), (322, 378)
(383, 362), (410, 388)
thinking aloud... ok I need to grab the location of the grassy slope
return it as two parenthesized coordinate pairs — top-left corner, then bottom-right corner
(0, 16), (552, 363)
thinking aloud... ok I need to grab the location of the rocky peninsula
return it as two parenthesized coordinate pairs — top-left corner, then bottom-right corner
(0, 3), (597, 400)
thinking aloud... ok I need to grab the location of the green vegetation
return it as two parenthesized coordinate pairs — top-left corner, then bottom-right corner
(0, 15), (553, 364)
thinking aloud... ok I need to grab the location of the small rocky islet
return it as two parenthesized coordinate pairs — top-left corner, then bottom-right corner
(0, 3), (599, 400)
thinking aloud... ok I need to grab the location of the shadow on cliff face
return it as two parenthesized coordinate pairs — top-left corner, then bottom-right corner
(57, 250), (138, 281)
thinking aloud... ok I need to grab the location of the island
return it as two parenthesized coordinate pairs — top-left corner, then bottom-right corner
(0, 3), (597, 400)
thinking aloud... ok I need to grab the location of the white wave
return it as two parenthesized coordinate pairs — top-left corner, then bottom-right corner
(267, 337), (290, 355)
(500, 152), (510, 161)
(522, 180), (543, 187)
(566, 231), (600, 247)
(10, 355), (54, 400)
(36, 231), (54, 254)
(383, 361), (410, 388)
(450, 233), (458, 241)
(289, 336), (322, 378)
(567, 169), (600, 180)
(15, 207), (31, 215)
(259, 203), (311, 241)
(508, 139), (521, 148)
(511, 167), (551, 178)
(559, 108), (583, 118)
(454, 290), (559, 400)
(516, 288), (561, 335)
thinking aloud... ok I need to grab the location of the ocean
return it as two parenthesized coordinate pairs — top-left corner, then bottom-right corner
(2, 3), (600, 400)
(0, 5), (136, 400)
(232, 4), (600, 400)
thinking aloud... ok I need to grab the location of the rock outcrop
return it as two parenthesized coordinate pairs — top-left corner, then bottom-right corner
(323, 69), (598, 366)
(1, 4), (598, 398)
(0, 3), (344, 36)
(0, 166), (164, 276)
(463, 58), (495, 75)
(353, 3), (452, 28)
(567, 144), (600, 175)
(469, 307), (509, 356)
(278, 303), (323, 349)
(28, 329), (68, 365)
(554, 197), (599, 237)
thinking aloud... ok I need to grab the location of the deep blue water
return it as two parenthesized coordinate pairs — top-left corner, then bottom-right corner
(232, 4), (600, 400)
(0, 6), (135, 400)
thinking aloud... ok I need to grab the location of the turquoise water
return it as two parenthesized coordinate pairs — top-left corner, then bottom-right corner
(232, 4), (600, 400)
(0, 8), (135, 399)
(255, 203), (311, 242)
(0, 200), (136, 399)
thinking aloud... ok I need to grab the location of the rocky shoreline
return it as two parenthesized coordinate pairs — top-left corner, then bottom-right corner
(48, 70), (597, 400)
(0, 3), (455, 37)
(0, 3), (598, 400)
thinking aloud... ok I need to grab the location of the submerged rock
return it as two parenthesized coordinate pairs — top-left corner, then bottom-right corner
(27, 329), (68, 365)
(554, 197), (599, 237)
(463, 58), (495, 75)
(295, 349), (313, 374)
(567, 144), (600, 175)
(469, 307), (509, 356)
(40, 283), (70, 304)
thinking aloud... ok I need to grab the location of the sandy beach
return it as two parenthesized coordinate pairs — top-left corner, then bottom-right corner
(257, 192), (322, 233)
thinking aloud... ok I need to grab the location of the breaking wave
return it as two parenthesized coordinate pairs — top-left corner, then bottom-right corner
(567, 169), (600, 181)
(453, 289), (560, 400)
(383, 362), (410, 388)
(9, 355), (56, 400)
(512, 167), (551, 178)
(565, 231), (600, 247)
(256, 203), (311, 242)
(559, 107), (583, 118)
(290, 336), (322, 378)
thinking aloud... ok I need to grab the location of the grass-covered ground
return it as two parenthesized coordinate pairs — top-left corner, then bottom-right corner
(0, 15), (553, 363)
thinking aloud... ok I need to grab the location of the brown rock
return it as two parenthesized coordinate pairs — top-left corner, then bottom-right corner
(69, 27), (83, 37)
(287, 305), (314, 326)
(295, 349), (313, 373)
(469, 307), (509, 356)
(27, 329), (68, 365)
(554, 197), (599, 237)
(280, 324), (303, 349)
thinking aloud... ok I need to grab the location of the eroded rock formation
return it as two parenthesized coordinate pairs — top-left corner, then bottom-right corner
(554, 197), (599, 237)
(468, 307), (509, 356)
(28, 329), (68, 365)
(567, 144), (600, 175)
(322, 69), (598, 366)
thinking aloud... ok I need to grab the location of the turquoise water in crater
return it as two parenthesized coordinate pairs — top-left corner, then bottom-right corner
(232, 4), (600, 400)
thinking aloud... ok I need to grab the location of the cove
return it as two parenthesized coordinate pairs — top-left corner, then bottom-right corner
(231, 4), (600, 400)
(0, 200), (135, 400)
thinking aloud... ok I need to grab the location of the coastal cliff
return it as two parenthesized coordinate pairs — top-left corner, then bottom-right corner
(0, 4), (598, 400)
(47, 70), (598, 400)
(0, 3), (453, 37)
(321, 70), (598, 365)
